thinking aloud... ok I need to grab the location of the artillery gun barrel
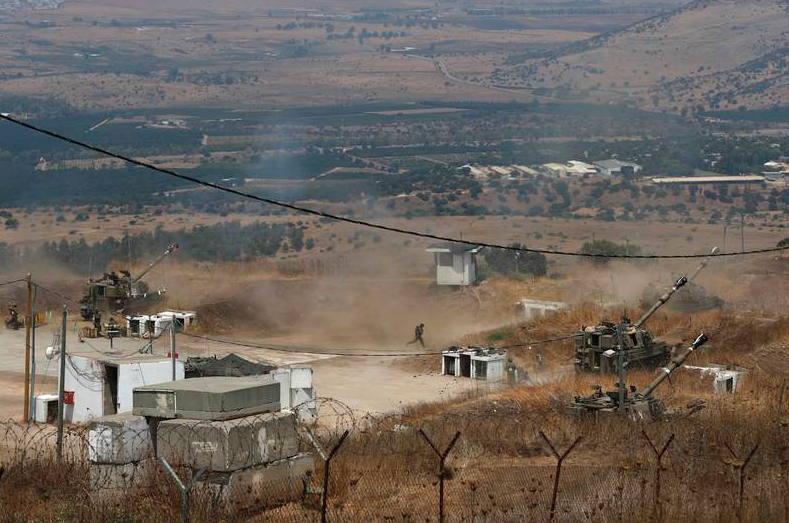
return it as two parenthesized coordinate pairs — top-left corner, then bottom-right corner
(633, 276), (687, 328)
(688, 246), (719, 282)
(132, 243), (179, 283)
(640, 333), (708, 397)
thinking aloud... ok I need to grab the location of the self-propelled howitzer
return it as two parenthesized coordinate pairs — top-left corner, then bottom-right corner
(571, 333), (709, 421)
(575, 277), (688, 374)
(79, 243), (179, 320)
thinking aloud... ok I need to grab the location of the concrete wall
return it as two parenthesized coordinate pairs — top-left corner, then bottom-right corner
(271, 367), (316, 422)
(470, 356), (506, 381)
(64, 356), (106, 424)
(118, 360), (184, 414)
(442, 354), (459, 376)
(519, 299), (569, 322)
(436, 252), (476, 286)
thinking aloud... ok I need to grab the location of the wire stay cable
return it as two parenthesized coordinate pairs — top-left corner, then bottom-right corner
(180, 331), (577, 357)
(32, 283), (81, 305)
(1, 113), (786, 260)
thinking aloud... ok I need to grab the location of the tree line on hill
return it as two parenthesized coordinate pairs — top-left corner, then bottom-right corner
(0, 221), (309, 275)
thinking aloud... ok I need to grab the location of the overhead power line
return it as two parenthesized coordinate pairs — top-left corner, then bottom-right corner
(1, 113), (787, 259)
(0, 278), (26, 287)
(32, 283), (81, 305)
(180, 331), (577, 357)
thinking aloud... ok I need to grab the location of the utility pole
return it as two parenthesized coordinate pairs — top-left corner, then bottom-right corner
(723, 225), (727, 253)
(170, 316), (177, 381)
(56, 306), (67, 461)
(740, 214), (746, 253)
(23, 273), (32, 421)
(616, 322), (626, 413)
(28, 285), (37, 424)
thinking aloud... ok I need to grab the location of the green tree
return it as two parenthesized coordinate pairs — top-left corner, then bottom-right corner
(579, 239), (642, 266)
(484, 244), (547, 277)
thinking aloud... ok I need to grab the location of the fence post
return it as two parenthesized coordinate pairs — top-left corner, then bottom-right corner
(724, 443), (758, 522)
(418, 429), (461, 523)
(157, 457), (206, 523)
(539, 431), (582, 522)
(642, 430), (674, 521)
(305, 428), (350, 523)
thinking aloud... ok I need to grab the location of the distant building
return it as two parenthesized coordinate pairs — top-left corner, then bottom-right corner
(652, 175), (765, 185)
(541, 162), (571, 177)
(566, 161), (599, 175)
(426, 243), (482, 286)
(459, 164), (538, 178)
(458, 164), (489, 178)
(510, 165), (540, 176)
(594, 159), (642, 176)
(540, 161), (599, 177)
(764, 160), (789, 175)
(488, 166), (512, 176)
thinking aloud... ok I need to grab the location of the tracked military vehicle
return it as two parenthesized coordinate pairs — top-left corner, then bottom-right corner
(571, 333), (709, 421)
(575, 276), (687, 373)
(575, 247), (718, 374)
(79, 243), (178, 320)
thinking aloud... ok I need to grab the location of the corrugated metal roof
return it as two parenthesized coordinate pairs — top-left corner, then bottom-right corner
(652, 175), (765, 184)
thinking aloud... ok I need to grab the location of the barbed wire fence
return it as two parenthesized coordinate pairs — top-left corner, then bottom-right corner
(0, 397), (787, 522)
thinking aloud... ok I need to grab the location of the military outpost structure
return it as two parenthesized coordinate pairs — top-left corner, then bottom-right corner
(88, 376), (314, 504)
(426, 243), (482, 286)
(441, 346), (508, 381)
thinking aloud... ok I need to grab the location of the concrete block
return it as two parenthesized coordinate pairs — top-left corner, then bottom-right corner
(88, 413), (153, 464)
(204, 453), (315, 507)
(290, 367), (312, 389)
(34, 394), (59, 424)
(133, 376), (280, 420)
(90, 459), (152, 492)
(156, 411), (299, 472)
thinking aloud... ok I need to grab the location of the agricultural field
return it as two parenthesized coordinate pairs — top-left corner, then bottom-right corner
(4, 0), (789, 521)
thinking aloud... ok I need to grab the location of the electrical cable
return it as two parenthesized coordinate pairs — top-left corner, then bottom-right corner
(32, 283), (81, 306)
(180, 331), (577, 357)
(1, 113), (785, 260)
(0, 278), (25, 287)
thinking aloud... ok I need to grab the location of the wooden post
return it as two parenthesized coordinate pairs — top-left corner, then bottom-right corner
(23, 273), (32, 421)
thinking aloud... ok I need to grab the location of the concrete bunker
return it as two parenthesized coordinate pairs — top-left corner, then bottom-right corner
(442, 347), (507, 381)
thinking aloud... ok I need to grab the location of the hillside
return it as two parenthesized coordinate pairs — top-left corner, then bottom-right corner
(492, 0), (789, 114)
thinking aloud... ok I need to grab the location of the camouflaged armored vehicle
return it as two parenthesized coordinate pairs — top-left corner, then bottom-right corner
(79, 243), (178, 320)
(571, 333), (708, 421)
(575, 277), (687, 373)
